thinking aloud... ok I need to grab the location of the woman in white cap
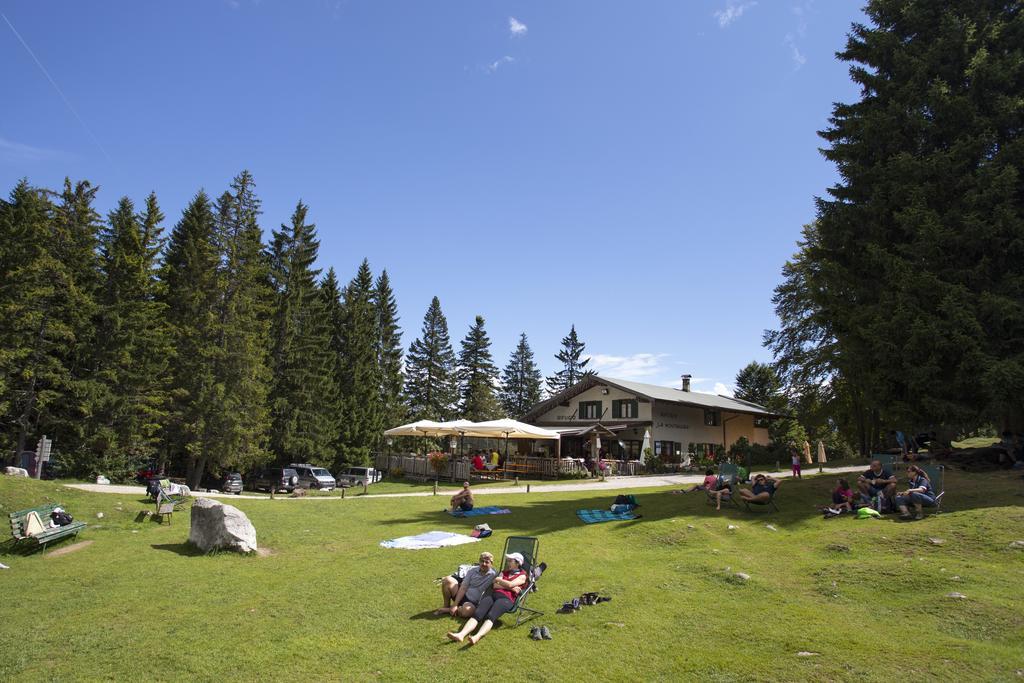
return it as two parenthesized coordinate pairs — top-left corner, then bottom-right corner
(446, 552), (527, 645)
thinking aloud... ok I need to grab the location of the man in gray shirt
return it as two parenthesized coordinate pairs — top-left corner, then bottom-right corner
(438, 552), (495, 619)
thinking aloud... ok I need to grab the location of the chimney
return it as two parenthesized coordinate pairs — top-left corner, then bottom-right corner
(681, 374), (691, 392)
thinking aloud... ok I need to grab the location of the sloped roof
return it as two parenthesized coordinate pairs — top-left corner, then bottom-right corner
(522, 375), (784, 421)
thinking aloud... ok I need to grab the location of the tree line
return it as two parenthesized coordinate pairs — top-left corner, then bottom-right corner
(0, 172), (596, 485)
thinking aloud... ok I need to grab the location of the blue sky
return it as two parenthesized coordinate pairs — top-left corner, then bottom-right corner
(1, 1), (865, 396)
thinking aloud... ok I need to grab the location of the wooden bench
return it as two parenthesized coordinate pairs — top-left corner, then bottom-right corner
(9, 503), (87, 552)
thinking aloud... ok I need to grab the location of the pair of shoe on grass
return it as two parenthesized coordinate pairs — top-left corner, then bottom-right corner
(529, 625), (552, 640)
(559, 593), (611, 612)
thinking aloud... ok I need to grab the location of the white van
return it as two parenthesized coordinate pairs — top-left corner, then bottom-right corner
(336, 466), (381, 488)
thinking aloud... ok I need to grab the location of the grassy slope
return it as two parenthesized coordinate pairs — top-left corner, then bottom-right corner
(1, 470), (1022, 682)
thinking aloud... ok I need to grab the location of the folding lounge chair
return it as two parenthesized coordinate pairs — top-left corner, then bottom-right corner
(705, 464), (739, 509)
(741, 483), (780, 513)
(501, 535), (545, 627)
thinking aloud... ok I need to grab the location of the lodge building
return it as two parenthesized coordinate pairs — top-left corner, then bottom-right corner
(521, 374), (779, 461)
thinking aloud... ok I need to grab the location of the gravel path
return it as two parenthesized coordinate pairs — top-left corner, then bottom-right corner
(65, 464), (865, 500)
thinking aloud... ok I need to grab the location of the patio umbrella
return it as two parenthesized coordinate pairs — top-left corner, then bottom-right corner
(640, 430), (651, 466)
(383, 420), (446, 437)
(802, 440), (813, 465)
(816, 440), (827, 463)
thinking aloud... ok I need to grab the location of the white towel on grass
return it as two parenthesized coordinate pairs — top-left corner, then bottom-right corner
(380, 531), (480, 550)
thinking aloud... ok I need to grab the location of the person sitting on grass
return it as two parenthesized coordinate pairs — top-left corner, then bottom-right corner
(450, 482), (474, 513)
(447, 552), (527, 646)
(894, 465), (936, 520)
(675, 469), (718, 494)
(857, 459), (897, 509)
(831, 478), (855, 512)
(739, 473), (780, 504)
(436, 552), (496, 618)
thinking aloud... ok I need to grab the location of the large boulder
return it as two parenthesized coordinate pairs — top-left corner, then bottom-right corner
(4, 467), (29, 477)
(188, 498), (257, 553)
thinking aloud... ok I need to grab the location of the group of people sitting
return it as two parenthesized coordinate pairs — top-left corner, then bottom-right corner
(826, 460), (937, 520)
(469, 450), (501, 472)
(436, 551), (528, 646)
(680, 469), (780, 510)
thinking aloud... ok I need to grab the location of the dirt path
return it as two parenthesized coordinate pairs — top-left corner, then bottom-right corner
(65, 465), (865, 500)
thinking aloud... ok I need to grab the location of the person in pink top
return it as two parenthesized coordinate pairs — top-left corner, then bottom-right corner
(674, 469), (719, 494)
(447, 553), (528, 646)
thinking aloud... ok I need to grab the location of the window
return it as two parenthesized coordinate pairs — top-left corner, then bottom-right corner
(612, 399), (638, 419)
(579, 401), (602, 420)
(753, 416), (770, 429)
(704, 409), (720, 427)
(611, 440), (641, 460)
(655, 441), (676, 457)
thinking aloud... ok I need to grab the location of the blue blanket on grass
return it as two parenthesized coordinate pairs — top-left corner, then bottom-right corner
(448, 506), (511, 517)
(576, 509), (639, 524)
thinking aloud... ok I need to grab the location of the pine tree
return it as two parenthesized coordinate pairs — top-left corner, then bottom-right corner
(0, 181), (81, 458)
(405, 296), (458, 420)
(267, 201), (336, 465)
(85, 195), (171, 479)
(161, 192), (222, 483)
(457, 315), (500, 421)
(768, 1), (1024, 446)
(499, 332), (543, 417)
(374, 270), (405, 430)
(546, 324), (594, 395)
(200, 171), (273, 486)
(48, 179), (105, 464)
(336, 259), (382, 466)
(319, 267), (345, 450)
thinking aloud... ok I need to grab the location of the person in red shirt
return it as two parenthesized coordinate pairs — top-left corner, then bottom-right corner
(472, 452), (485, 471)
(446, 553), (528, 646)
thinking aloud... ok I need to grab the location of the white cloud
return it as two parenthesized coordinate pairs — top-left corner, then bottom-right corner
(714, 382), (734, 397)
(714, 1), (756, 28)
(784, 32), (806, 68)
(0, 137), (61, 162)
(585, 353), (669, 380)
(485, 55), (515, 73)
(509, 16), (527, 37)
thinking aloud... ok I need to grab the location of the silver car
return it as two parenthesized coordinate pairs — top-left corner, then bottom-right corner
(290, 464), (336, 490)
(336, 466), (381, 488)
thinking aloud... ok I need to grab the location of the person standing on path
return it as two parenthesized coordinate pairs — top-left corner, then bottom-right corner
(791, 448), (802, 479)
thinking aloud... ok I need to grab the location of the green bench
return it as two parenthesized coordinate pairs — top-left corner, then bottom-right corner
(9, 503), (87, 552)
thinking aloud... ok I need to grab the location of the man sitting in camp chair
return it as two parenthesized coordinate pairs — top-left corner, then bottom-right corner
(436, 552), (496, 619)
(738, 474), (780, 507)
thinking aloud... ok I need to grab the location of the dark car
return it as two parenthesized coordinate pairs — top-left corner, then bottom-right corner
(250, 468), (299, 493)
(200, 471), (244, 494)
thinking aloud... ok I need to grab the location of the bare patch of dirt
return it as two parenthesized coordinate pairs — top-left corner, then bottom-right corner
(46, 540), (94, 558)
(254, 547), (275, 557)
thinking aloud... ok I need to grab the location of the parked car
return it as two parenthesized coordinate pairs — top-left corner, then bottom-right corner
(250, 467), (299, 493)
(289, 464), (336, 490)
(336, 466), (381, 488)
(200, 471), (244, 494)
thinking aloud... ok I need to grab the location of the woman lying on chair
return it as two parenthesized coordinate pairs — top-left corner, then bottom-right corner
(446, 552), (527, 646)
(738, 474), (780, 504)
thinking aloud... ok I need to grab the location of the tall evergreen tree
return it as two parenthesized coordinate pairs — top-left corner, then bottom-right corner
(199, 171), (273, 485)
(319, 267), (346, 450)
(499, 333), (543, 417)
(0, 181), (86, 458)
(87, 196), (171, 478)
(405, 296), (458, 420)
(267, 201), (337, 465)
(336, 259), (382, 466)
(457, 315), (500, 421)
(768, 1), (1024, 444)
(48, 179), (104, 460)
(374, 270), (405, 429)
(546, 324), (594, 395)
(161, 192), (223, 483)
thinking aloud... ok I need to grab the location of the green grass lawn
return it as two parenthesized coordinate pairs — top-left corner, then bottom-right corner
(2, 469), (1023, 682)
